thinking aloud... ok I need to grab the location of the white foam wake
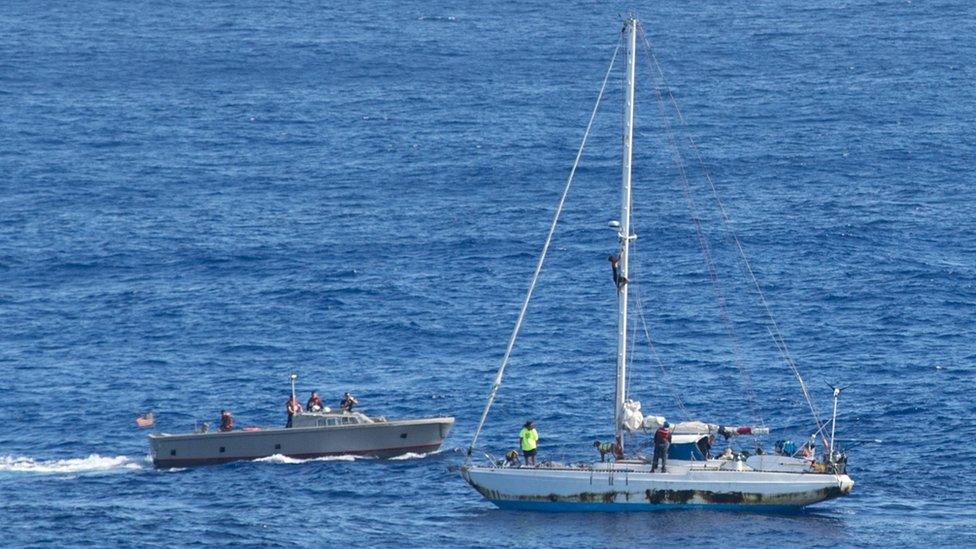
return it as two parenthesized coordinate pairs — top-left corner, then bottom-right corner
(254, 454), (305, 464)
(308, 454), (364, 462)
(0, 454), (143, 475)
(254, 453), (365, 464)
(389, 449), (442, 461)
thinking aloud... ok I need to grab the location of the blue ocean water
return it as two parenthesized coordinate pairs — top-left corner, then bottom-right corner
(1, 0), (974, 546)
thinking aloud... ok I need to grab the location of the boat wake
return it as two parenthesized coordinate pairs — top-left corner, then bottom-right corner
(389, 449), (442, 461)
(254, 453), (368, 464)
(251, 451), (438, 464)
(0, 454), (144, 475)
(254, 454), (306, 464)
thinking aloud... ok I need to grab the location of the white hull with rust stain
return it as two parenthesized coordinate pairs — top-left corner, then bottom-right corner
(462, 461), (853, 511)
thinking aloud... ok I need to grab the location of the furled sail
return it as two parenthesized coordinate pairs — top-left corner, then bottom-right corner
(621, 400), (644, 432)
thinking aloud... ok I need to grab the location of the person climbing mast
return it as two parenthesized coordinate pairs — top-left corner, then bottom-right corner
(608, 254), (628, 291)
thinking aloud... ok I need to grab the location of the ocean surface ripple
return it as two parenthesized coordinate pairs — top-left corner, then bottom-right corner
(1, 0), (973, 546)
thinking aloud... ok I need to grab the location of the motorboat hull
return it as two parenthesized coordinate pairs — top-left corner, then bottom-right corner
(461, 461), (853, 512)
(150, 417), (454, 468)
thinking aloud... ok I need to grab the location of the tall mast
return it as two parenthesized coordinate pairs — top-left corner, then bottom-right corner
(615, 18), (637, 449)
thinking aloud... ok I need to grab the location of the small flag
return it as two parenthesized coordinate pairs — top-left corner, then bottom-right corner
(136, 411), (155, 428)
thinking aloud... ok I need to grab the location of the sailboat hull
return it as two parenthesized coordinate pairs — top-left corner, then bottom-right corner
(462, 463), (853, 512)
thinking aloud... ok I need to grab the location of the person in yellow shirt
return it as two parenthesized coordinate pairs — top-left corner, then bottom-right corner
(518, 420), (539, 466)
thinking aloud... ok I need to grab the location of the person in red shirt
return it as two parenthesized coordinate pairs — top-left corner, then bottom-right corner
(306, 391), (323, 412)
(219, 410), (234, 432)
(651, 422), (672, 473)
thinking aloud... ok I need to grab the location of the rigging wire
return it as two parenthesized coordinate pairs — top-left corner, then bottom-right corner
(637, 22), (827, 440)
(466, 38), (623, 458)
(626, 235), (690, 418)
(636, 27), (765, 430)
(631, 278), (691, 418)
(625, 298), (639, 448)
(626, 261), (639, 398)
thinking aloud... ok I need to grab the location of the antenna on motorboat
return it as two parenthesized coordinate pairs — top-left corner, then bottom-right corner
(290, 372), (298, 405)
(826, 383), (848, 462)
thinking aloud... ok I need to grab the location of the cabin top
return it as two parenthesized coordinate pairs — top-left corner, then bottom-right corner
(290, 410), (377, 429)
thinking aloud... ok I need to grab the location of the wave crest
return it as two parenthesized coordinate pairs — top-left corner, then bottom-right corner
(389, 449), (441, 461)
(254, 454), (305, 464)
(254, 453), (365, 464)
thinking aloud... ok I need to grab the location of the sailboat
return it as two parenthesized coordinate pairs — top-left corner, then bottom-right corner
(460, 18), (854, 511)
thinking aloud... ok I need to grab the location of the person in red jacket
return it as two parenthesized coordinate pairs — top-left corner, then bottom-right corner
(651, 422), (672, 473)
(306, 391), (323, 412)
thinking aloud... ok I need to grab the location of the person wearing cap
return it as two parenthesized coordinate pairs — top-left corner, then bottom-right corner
(340, 392), (359, 412)
(519, 420), (539, 466)
(651, 421), (672, 472)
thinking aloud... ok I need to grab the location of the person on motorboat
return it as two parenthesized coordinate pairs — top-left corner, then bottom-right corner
(285, 396), (303, 428)
(340, 392), (359, 412)
(219, 410), (234, 432)
(306, 391), (323, 412)
(651, 421), (672, 472)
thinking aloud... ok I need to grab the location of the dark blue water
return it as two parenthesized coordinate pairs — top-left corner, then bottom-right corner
(2, 0), (974, 546)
